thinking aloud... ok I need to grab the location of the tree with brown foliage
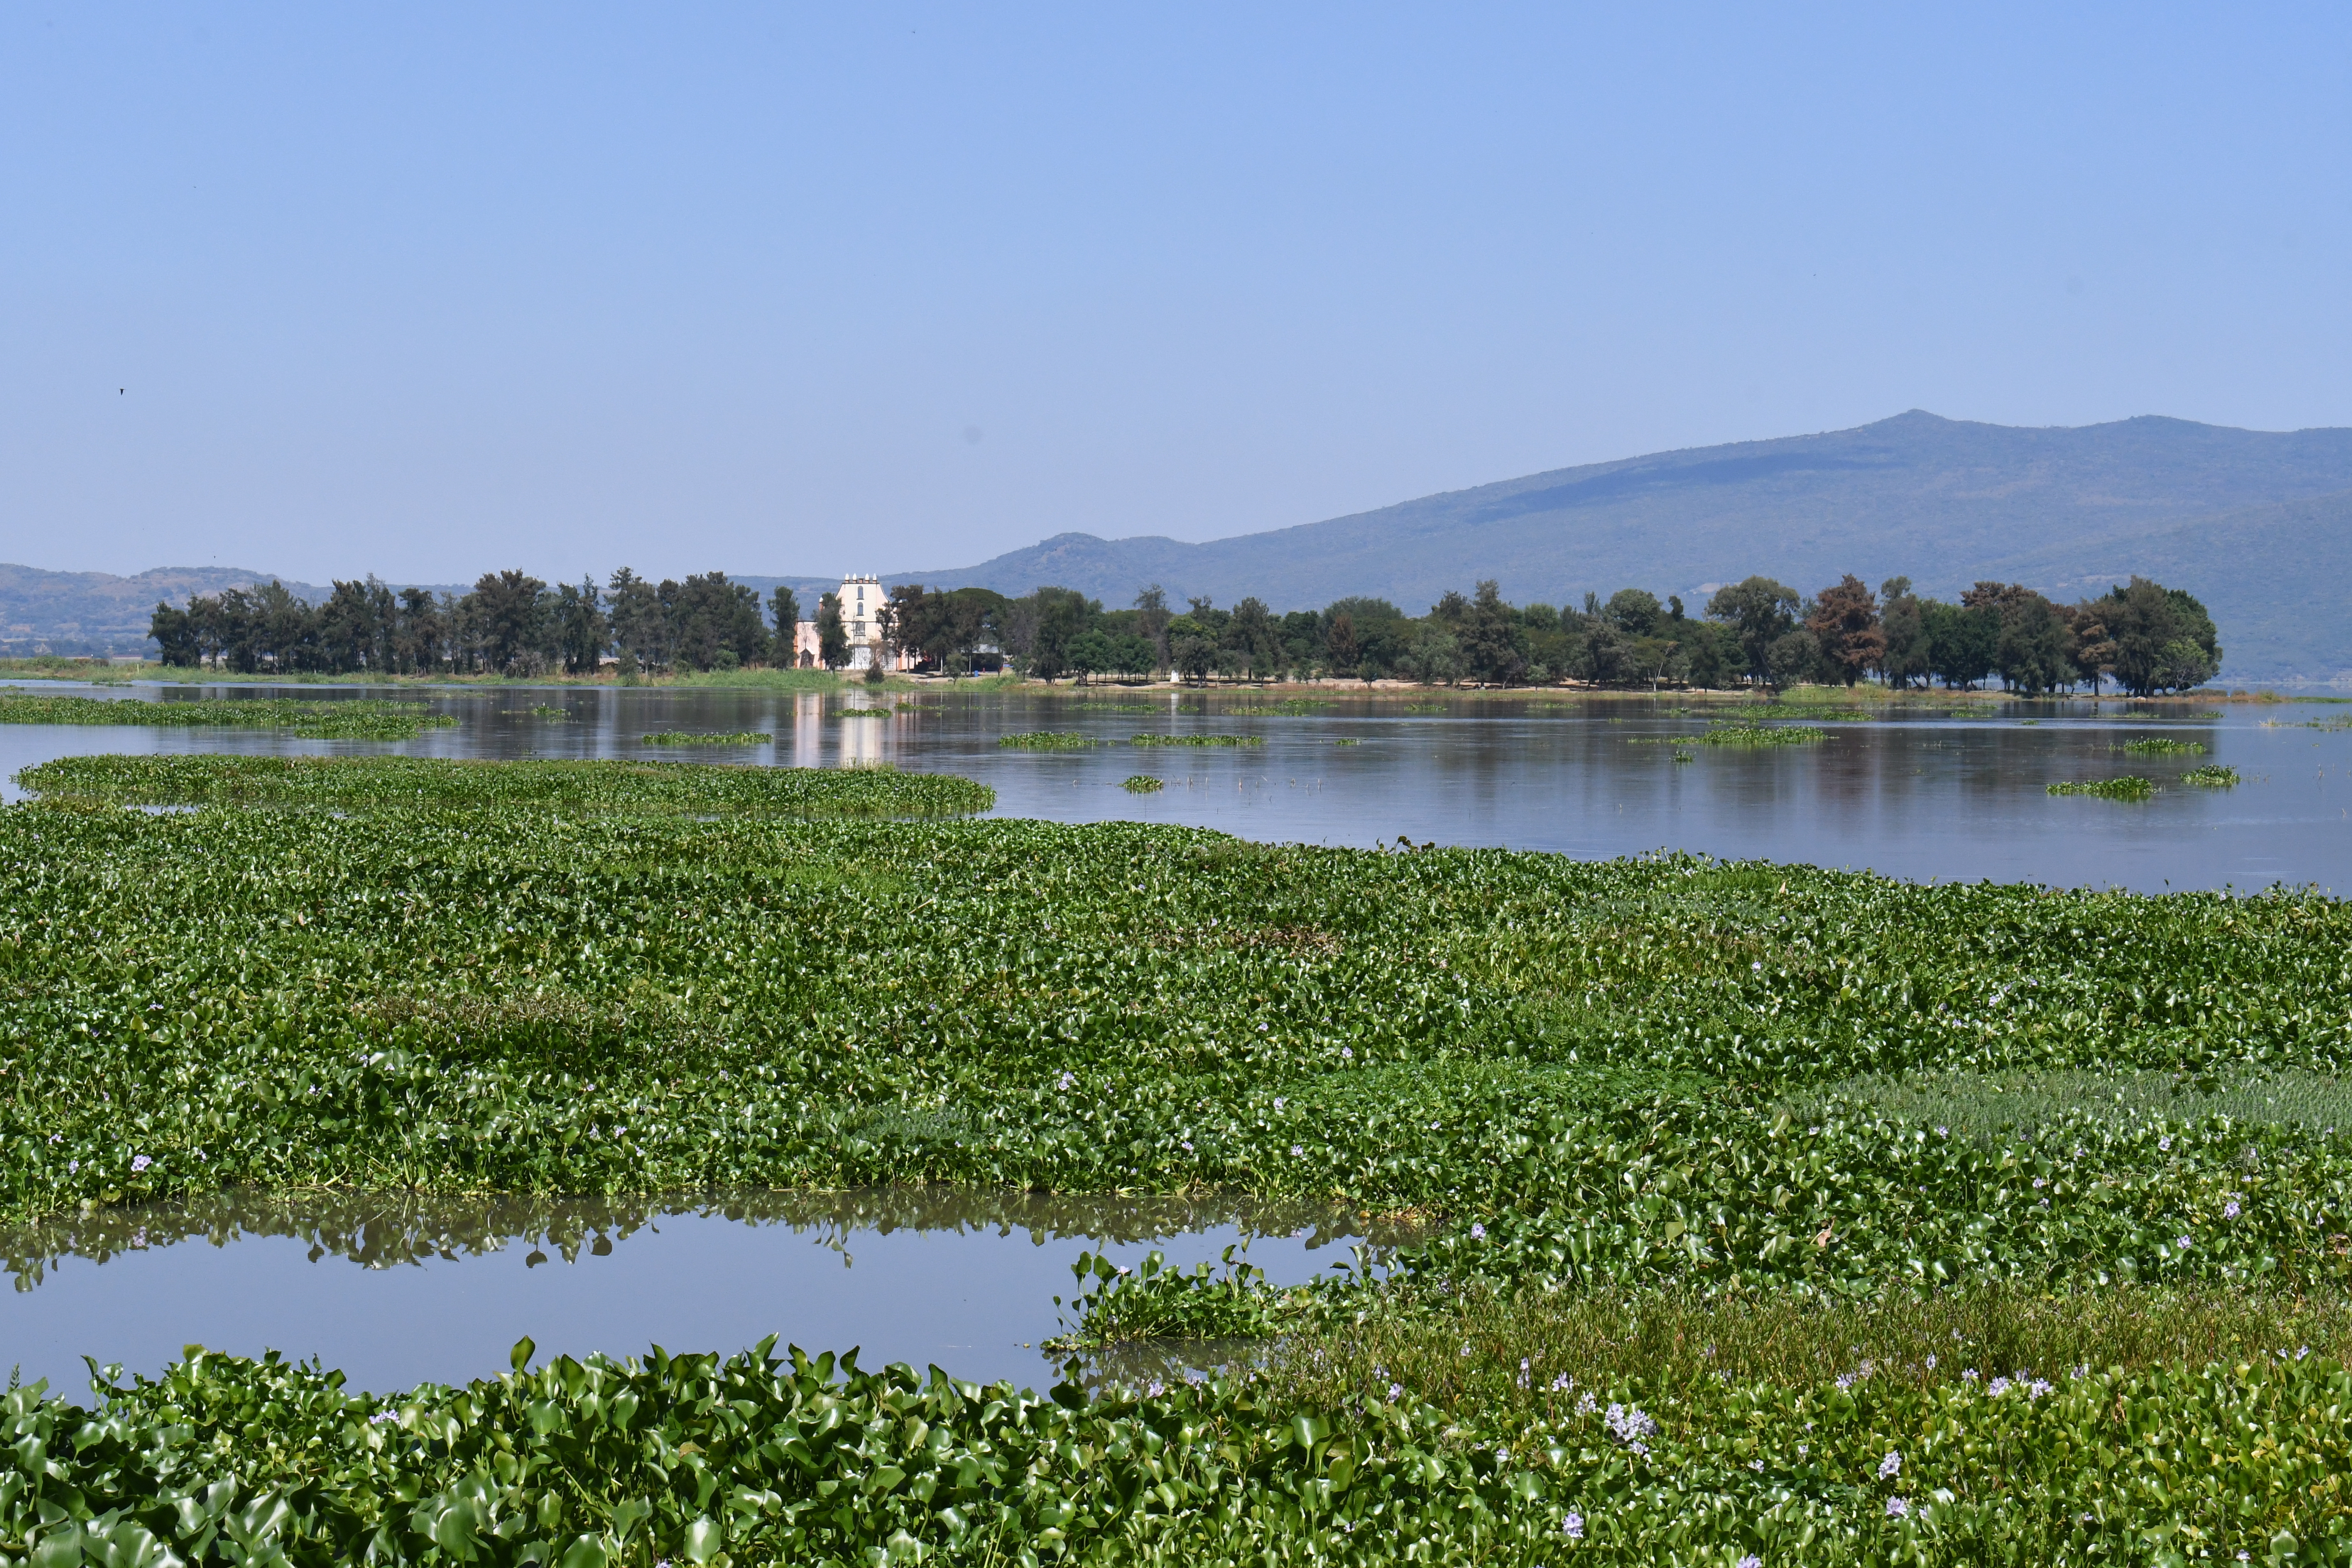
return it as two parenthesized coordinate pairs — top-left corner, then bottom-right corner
(1805, 574), (1885, 686)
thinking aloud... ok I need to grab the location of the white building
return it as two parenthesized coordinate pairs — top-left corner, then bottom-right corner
(791, 574), (916, 671)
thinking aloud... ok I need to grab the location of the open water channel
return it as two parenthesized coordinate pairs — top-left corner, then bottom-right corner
(3, 678), (2349, 1391)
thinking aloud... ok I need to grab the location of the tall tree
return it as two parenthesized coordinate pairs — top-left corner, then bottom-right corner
(606, 569), (669, 672)
(1805, 575), (1885, 686)
(768, 585), (802, 667)
(1704, 577), (1801, 685)
(1132, 585), (1172, 672)
(1326, 612), (1361, 678)
(468, 571), (548, 675)
(1460, 580), (1528, 684)
(1876, 578), (1930, 689)
(148, 602), (199, 667)
(815, 593), (849, 670)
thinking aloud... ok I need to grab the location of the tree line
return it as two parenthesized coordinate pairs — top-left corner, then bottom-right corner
(151, 569), (2221, 696)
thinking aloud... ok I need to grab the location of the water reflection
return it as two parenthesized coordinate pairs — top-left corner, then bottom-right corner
(0, 1187), (1409, 1394)
(1, 681), (2347, 892)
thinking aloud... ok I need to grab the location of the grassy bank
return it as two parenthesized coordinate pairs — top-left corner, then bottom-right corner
(5, 756), (2352, 1559)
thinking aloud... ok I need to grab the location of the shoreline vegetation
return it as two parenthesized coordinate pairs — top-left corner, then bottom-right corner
(4, 755), (2352, 1557)
(117, 565), (2228, 696)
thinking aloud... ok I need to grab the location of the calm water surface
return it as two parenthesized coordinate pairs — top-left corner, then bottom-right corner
(0, 1190), (1399, 1394)
(3, 678), (2349, 1388)
(4, 678), (2348, 893)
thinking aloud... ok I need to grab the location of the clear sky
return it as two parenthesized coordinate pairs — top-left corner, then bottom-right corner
(5, 4), (2347, 585)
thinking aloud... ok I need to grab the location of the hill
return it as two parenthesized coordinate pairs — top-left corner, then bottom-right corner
(896, 411), (2352, 681)
(0, 565), (335, 659)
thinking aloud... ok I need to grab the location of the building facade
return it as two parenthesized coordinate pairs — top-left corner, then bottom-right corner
(792, 574), (916, 671)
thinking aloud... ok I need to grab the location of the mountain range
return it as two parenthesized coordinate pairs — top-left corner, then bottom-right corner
(8, 411), (2349, 680)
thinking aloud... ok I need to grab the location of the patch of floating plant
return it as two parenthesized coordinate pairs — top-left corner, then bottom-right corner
(1400, 703), (1447, 714)
(1122, 776), (1165, 793)
(642, 730), (768, 746)
(19, 753), (990, 818)
(0, 692), (453, 741)
(1130, 734), (1262, 746)
(1228, 700), (1335, 716)
(2047, 776), (2156, 800)
(2119, 737), (2206, 755)
(999, 732), (1097, 749)
(2182, 765), (2239, 787)
(836, 708), (892, 719)
(1693, 724), (1828, 746)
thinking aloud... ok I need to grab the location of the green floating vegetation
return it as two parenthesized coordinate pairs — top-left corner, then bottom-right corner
(1071, 702), (1161, 712)
(1401, 702), (1446, 713)
(2048, 775), (2157, 799)
(997, 731), (1095, 749)
(640, 730), (768, 746)
(1696, 723), (1829, 746)
(1333, 738), (1361, 746)
(529, 704), (569, 720)
(2120, 736), (2207, 755)
(0, 692), (453, 740)
(1130, 733), (1262, 746)
(1120, 774), (1164, 793)
(1671, 749), (1696, 762)
(10, 776), (2352, 1557)
(16, 754), (992, 819)
(2183, 764), (2241, 787)
(835, 708), (891, 719)
(1229, 700), (1336, 716)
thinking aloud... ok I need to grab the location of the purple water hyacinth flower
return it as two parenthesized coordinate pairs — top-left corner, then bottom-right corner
(1737, 1557), (1761, 1568)
(130, 1154), (151, 1173)
(1886, 1497), (1910, 1518)
(2224, 1200), (2241, 1219)
(2178, 1235), (2194, 1251)
(1562, 1511), (1584, 1540)
(1878, 1451), (1901, 1479)
(1470, 1223), (1486, 1241)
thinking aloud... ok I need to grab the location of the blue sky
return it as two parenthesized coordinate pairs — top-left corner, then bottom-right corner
(5, 4), (2347, 584)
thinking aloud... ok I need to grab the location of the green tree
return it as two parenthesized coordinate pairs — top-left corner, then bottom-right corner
(1132, 585), (1172, 672)
(147, 602), (199, 666)
(2093, 577), (2221, 695)
(768, 585), (802, 666)
(1405, 623), (1464, 685)
(1922, 600), (1998, 689)
(1877, 578), (1929, 689)
(1326, 612), (1361, 678)
(1460, 581), (1529, 684)
(607, 569), (670, 672)
(554, 578), (608, 675)
(1704, 577), (1801, 685)
(1066, 629), (1116, 685)
(815, 593), (849, 670)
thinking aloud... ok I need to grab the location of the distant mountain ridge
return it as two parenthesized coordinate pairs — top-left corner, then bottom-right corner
(9, 411), (2349, 678)
(890, 411), (2352, 681)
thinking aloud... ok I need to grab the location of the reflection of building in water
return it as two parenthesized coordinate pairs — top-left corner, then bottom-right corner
(791, 574), (918, 672)
(837, 709), (885, 768)
(789, 691), (823, 762)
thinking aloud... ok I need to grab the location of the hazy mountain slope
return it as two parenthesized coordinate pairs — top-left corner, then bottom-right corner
(899, 412), (2352, 677)
(1985, 489), (2352, 683)
(0, 565), (334, 657)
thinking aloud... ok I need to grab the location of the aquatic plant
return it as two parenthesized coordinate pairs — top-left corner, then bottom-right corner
(2047, 776), (2156, 799)
(1696, 724), (1828, 746)
(16, 754), (991, 819)
(7, 765), (2352, 1553)
(0, 692), (453, 740)
(1230, 700), (1336, 716)
(997, 731), (1096, 749)
(2183, 764), (2240, 787)
(640, 730), (768, 745)
(1121, 775), (1164, 793)
(835, 708), (891, 719)
(1130, 733), (1262, 746)
(2120, 737), (2207, 755)
(1401, 702), (1446, 713)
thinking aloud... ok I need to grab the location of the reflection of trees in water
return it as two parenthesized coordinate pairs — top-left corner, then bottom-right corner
(0, 1188), (1417, 1291)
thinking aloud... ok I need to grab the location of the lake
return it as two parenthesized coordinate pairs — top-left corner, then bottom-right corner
(3, 676), (2348, 1391)
(4, 678), (2347, 894)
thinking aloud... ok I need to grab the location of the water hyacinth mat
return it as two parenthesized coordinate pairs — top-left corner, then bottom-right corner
(4, 754), (2352, 1560)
